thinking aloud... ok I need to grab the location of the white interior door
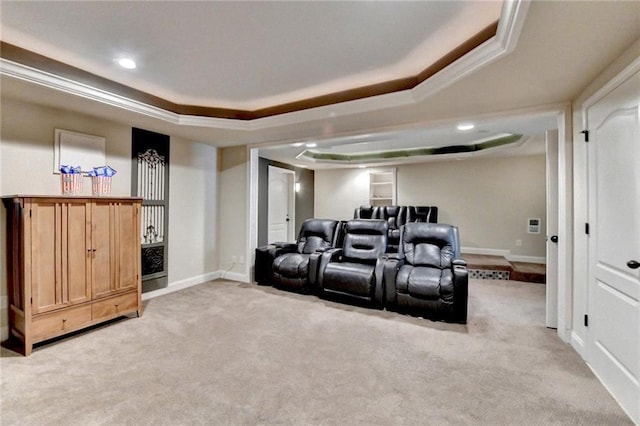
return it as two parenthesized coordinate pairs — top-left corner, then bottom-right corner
(545, 129), (559, 329)
(268, 166), (295, 244)
(587, 69), (639, 423)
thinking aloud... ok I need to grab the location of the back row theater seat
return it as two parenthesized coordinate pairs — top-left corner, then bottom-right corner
(353, 205), (438, 252)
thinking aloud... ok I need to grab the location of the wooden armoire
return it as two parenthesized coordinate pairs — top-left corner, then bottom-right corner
(3, 196), (143, 355)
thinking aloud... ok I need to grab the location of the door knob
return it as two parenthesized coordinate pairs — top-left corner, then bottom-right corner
(627, 260), (640, 269)
(550, 235), (558, 243)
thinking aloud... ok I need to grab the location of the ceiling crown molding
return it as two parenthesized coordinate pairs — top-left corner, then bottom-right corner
(0, 0), (529, 132)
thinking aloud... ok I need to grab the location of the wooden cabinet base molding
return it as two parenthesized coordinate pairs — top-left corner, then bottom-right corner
(2, 196), (143, 355)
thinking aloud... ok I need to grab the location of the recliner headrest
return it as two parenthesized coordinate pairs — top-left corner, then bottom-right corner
(297, 219), (340, 254)
(400, 223), (459, 268)
(342, 219), (388, 263)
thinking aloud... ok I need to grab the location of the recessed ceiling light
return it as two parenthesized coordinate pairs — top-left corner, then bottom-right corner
(358, 165), (367, 169)
(305, 143), (317, 148)
(292, 142), (304, 147)
(457, 123), (475, 131)
(117, 58), (137, 69)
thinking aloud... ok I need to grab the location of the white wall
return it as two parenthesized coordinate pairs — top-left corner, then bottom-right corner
(168, 137), (218, 285)
(315, 155), (547, 258)
(0, 98), (219, 340)
(314, 167), (371, 220)
(217, 145), (248, 280)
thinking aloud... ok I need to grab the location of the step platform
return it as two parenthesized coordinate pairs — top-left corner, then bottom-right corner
(462, 254), (546, 284)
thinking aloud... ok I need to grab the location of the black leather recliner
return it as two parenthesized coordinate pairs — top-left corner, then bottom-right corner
(353, 205), (438, 253)
(408, 206), (438, 223)
(254, 219), (341, 291)
(379, 205), (408, 252)
(316, 219), (388, 306)
(384, 222), (468, 323)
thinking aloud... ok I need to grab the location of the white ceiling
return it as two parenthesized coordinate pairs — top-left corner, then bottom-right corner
(0, 0), (501, 110)
(1, 1), (639, 169)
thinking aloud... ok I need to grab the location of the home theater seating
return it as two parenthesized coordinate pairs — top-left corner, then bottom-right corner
(255, 209), (468, 324)
(353, 205), (438, 252)
(254, 219), (341, 292)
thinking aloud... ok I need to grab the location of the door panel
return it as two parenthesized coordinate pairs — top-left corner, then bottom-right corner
(63, 201), (91, 303)
(268, 167), (294, 243)
(545, 130), (559, 328)
(92, 201), (114, 298)
(30, 202), (61, 314)
(587, 69), (639, 423)
(115, 203), (138, 292)
(65, 202), (92, 304)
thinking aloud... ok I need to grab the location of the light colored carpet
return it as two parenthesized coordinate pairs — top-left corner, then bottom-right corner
(1, 279), (632, 425)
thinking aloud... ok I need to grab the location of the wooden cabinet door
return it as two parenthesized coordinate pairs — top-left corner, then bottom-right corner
(114, 202), (139, 292)
(91, 201), (140, 298)
(91, 201), (114, 298)
(63, 201), (92, 305)
(30, 200), (91, 314)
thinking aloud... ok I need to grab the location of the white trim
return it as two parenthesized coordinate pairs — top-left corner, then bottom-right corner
(141, 272), (221, 300)
(0, 295), (8, 309)
(248, 148), (259, 285)
(570, 331), (586, 358)
(461, 247), (510, 257)
(556, 107), (573, 344)
(1, 325), (8, 343)
(506, 255), (546, 264)
(0, 1), (529, 132)
(496, 0), (531, 55)
(585, 362), (638, 424)
(581, 56), (640, 111)
(221, 271), (250, 283)
(411, 0), (530, 103)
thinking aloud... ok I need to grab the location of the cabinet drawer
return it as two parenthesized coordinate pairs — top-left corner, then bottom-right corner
(32, 305), (92, 342)
(92, 292), (138, 321)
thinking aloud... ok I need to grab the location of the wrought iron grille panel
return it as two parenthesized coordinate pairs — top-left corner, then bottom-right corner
(142, 246), (165, 276)
(132, 128), (170, 289)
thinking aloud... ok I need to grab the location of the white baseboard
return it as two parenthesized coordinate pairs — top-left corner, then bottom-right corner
(142, 271), (221, 301)
(461, 247), (510, 257)
(570, 331), (586, 358)
(506, 255), (546, 264)
(221, 270), (250, 283)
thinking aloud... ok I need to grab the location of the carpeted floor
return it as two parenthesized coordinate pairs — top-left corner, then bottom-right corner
(1, 279), (632, 425)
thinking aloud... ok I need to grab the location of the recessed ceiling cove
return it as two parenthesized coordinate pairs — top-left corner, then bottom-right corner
(0, 1), (502, 112)
(296, 134), (524, 164)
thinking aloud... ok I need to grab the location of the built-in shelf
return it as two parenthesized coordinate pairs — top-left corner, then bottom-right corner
(369, 169), (396, 206)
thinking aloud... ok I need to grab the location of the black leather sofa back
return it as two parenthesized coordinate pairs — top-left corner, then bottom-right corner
(408, 206), (438, 223)
(353, 205), (438, 252)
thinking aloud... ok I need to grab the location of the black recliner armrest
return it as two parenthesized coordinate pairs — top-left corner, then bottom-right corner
(316, 248), (343, 289)
(308, 246), (334, 288)
(383, 255), (404, 306)
(452, 259), (469, 324)
(453, 258), (467, 267)
(254, 243), (298, 284)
